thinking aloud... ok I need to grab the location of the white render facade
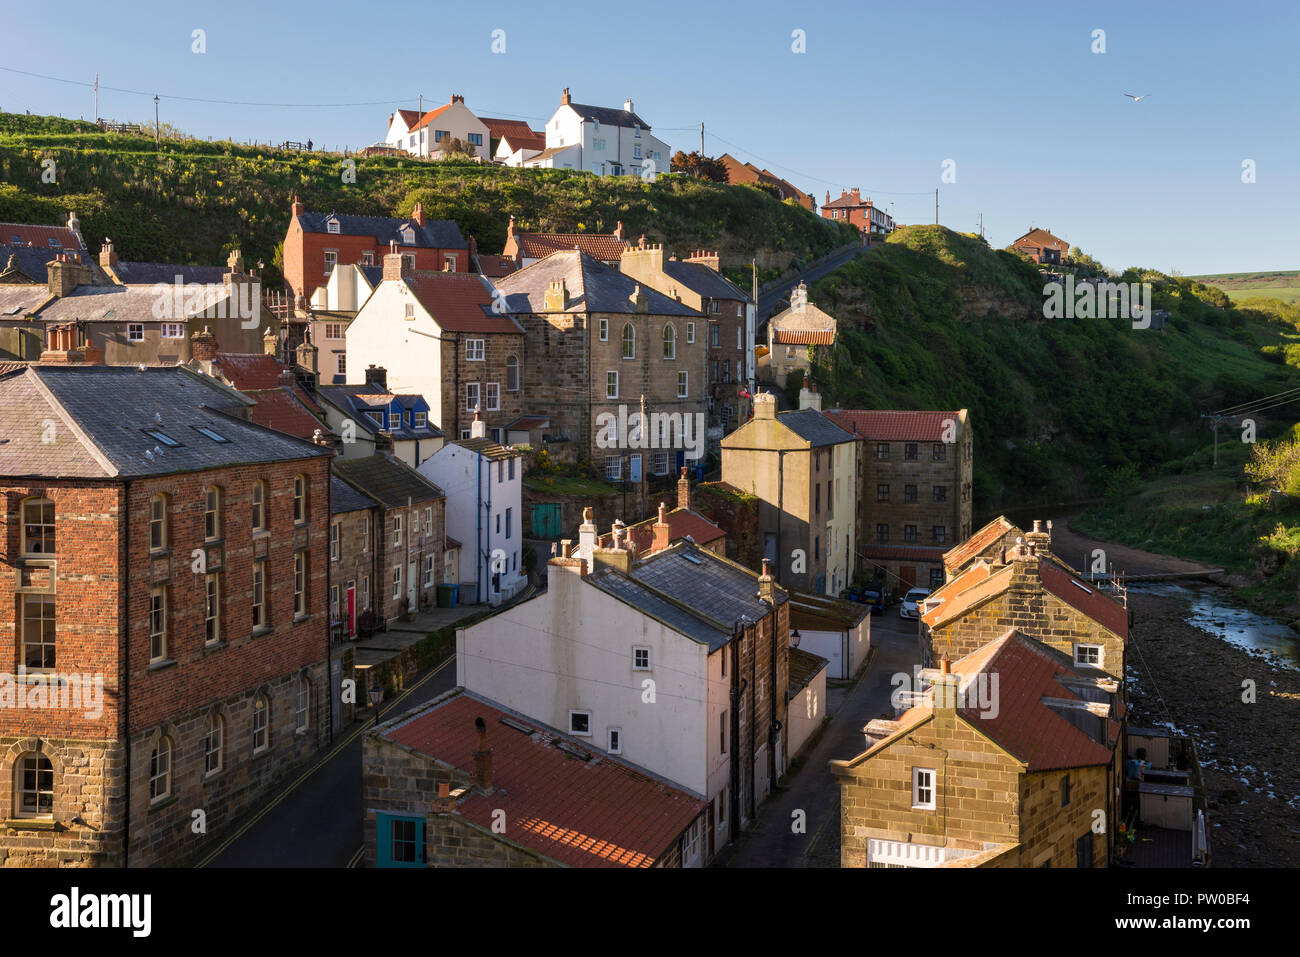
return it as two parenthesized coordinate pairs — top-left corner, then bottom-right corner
(385, 97), (491, 161)
(530, 93), (670, 178)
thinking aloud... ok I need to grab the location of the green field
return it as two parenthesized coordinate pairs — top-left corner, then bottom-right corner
(1191, 270), (1300, 306)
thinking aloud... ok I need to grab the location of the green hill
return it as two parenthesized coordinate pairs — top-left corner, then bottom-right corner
(1189, 270), (1300, 307)
(807, 226), (1300, 508)
(0, 111), (856, 286)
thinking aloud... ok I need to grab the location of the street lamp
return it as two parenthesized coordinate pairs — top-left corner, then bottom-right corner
(369, 678), (384, 725)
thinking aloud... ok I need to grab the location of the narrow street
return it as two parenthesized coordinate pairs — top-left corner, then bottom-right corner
(718, 611), (921, 867)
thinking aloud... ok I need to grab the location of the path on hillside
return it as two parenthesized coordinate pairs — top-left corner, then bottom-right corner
(756, 241), (874, 330)
(1049, 513), (1223, 580)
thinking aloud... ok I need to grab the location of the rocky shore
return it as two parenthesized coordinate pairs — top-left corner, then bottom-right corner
(1128, 592), (1300, 867)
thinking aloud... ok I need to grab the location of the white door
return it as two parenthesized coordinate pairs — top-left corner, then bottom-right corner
(407, 561), (417, 611)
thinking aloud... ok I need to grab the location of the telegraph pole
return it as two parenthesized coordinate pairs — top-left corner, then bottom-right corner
(700, 122), (705, 156)
(935, 188), (939, 225)
(93, 73), (98, 124)
(979, 212), (983, 238)
(154, 95), (160, 147)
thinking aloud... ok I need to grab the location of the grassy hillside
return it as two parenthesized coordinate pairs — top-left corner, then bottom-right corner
(1191, 270), (1300, 307)
(807, 226), (1300, 508)
(0, 111), (855, 285)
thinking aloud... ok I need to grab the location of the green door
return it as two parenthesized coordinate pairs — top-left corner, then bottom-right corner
(376, 813), (425, 867)
(531, 502), (562, 539)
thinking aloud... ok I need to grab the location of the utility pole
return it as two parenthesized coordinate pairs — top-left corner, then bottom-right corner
(935, 188), (939, 226)
(154, 95), (160, 147)
(418, 93), (423, 158)
(979, 213), (983, 238)
(700, 122), (705, 156)
(93, 73), (98, 124)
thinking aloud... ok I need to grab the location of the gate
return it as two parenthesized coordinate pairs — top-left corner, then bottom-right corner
(530, 502), (562, 539)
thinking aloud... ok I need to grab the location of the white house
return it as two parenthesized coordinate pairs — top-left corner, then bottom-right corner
(524, 88), (670, 178)
(418, 421), (526, 605)
(788, 591), (871, 680)
(384, 95), (491, 161)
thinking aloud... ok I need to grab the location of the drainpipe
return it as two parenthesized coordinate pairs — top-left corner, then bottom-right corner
(327, 468), (334, 745)
(121, 479), (132, 866)
(748, 620), (756, 822)
(485, 454), (493, 601)
(769, 601), (780, 788)
(475, 450), (483, 604)
(729, 622), (743, 840)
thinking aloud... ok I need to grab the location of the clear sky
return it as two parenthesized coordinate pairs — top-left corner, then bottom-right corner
(2, 0), (1296, 275)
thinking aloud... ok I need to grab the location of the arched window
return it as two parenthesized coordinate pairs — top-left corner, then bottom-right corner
(149, 493), (168, 551)
(506, 355), (519, 392)
(293, 475), (307, 525)
(204, 713), (224, 775)
(16, 753), (53, 817)
(296, 676), (311, 732)
(662, 324), (676, 359)
(149, 737), (172, 803)
(20, 497), (55, 555)
(621, 323), (635, 359)
(252, 480), (266, 532)
(204, 486), (222, 541)
(252, 695), (269, 752)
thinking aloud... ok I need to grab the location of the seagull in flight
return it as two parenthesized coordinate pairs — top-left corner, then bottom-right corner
(1124, 93), (1152, 102)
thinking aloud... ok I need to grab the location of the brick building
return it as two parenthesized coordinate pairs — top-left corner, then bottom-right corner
(1010, 227), (1069, 266)
(820, 188), (894, 236)
(281, 198), (467, 301)
(364, 688), (705, 867)
(501, 217), (628, 269)
(716, 154), (814, 210)
(332, 454), (446, 625)
(824, 408), (973, 594)
(830, 630), (1121, 867)
(0, 365), (333, 866)
(598, 469), (726, 558)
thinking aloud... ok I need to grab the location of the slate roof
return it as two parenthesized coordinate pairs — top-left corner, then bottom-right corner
(404, 272), (521, 334)
(451, 437), (520, 461)
(587, 568), (732, 650)
(359, 265), (384, 288)
(37, 282), (229, 322)
(629, 541), (786, 631)
(565, 101), (652, 131)
(825, 409), (962, 443)
(0, 284), (49, 316)
(511, 232), (629, 264)
(493, 250), (700, 317)
(0, 246), (65, 283)
(788, 590), (870, 629)
(316, 385), (443, 441)
(0, 365), (329, 479)
(777, 409), (854, 447)
(788, 647), (830, 695)
(384, 690), (704, 867)
(296, 211), (467, 250)
(331, 472), (378, 514)
(110, 262), (227, 285)
(332, 454), (443, 508)
(661, 259), (752, 303)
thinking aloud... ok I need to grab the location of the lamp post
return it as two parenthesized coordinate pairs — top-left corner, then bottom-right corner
(368, 678), (384, 726)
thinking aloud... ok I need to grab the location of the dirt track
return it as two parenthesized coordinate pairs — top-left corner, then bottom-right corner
(1049, 514), (1222, 579)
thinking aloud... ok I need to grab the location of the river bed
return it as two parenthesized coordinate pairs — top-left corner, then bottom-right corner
(1130, 582), (1300, 668)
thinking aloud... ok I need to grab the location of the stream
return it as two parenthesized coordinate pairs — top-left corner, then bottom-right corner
(1130, 582), (1300, 669)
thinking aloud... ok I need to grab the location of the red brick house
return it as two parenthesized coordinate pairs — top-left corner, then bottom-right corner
(1010, 227), (1069, 266)
(502, 216), (628, 268)
(281, 197), (468, 301)
(717, 154), (814, 211)
(0, 364), (334, 866)
(820, 189), (894, 236)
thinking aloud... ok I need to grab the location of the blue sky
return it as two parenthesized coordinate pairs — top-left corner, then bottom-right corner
(2, 0), (1296, 274)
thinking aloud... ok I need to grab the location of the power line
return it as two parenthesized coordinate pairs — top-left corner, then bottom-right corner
(1216, 385), (1300, 417)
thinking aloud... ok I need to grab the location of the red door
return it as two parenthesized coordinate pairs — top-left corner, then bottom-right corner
(347, 585), (356, 637)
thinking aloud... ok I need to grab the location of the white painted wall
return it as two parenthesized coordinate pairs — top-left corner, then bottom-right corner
(788, 664), (827, 760)
(390, 101), (492, 161)
(539, 103), (670, 177)
(345, 278), (444, 425)
(796, 617), (869, 680)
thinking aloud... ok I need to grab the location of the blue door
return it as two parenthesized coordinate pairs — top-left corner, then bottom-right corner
(376, 813), (425, 867)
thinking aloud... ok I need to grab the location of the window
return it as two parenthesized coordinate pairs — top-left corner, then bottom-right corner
(252, 696), (268, 752)
(621, 323), (635, 359)
(387, 412), (402, 430)
(904, 443), (918, 461)
(393, 513), (403, 546)
(21, 498), (55, 555)
(677, 371), (688, 398)
(508, 457), (516, 481)
(876, 523), (888, 543)
(360, 251), (374, 266)
(932, 526), (946, 543)
(326, 220), (341, 234)
(423, 506), (433, 537)
(505, 507), (512, 539)
(930, 568), (945, 589)
(402, 253), (415, 270)
(17, 754), (53, 817)
(252, 560), (267, 629)
(719, 710), (727, 755)
(22, 596), (55, 670)
(876, 484), (889, 502)
(604, 456), (622, 481)
(296, 677), (310, 732)
(466, 382), (480, 411)
(904, 525), (918, 542)
(323, 250), (337, 276)
(607, 727), (622, 754)
(424, 554), (435, 587)
(662, 324), (676, 359)
(413, 411), (427, 429)
(127, 323), (144, 342)
(149, 738), (171, 802)
(205, 573), (221, 643)
(392, 565), (402, 600)
(467, 132), (483, 146)
(252, 481), (266, 532)
(684, 321), (695, 345)
(465, 339), (485, 361)
(1077, 833), (1094, 868)
(653, 451), (668, 475)
(434, 130), (448, 142)
(204, 486), (221, 540)
(367, 411), (384, 427)
(568, 711), (592, 736)
(598, 317), (608, 341)
(486, 382), (500, 410)
(1061, 774), (1071, 807)
(293, 475), (307, 524)
(737, 326), (743, 351)
(904, 484), (917, 503)
(1074, 644), (1103, 668)
(506, 355), (519, 391)
(362, 515), (370, 551)
(204, 714), (223, 774)
(633, 647), (650, 671)
(161, 322), (185, 339)
(149, 587), (167, 661)
(330, 523), (340, 561)
(710, 324), (720, 348)
(294, 552), (306, 617)
(144, 428), (180, 448)
(933, 443), (947, 461)
(815, 484), (820, 514)
(606, 371), (618, 399)
(912, 768), (935, 809)
(404, 303), (415, 320)
(934, 485), (948, 503)
(337, 354), (347, 376)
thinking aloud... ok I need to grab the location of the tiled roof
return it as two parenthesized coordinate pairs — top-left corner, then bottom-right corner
(0, 223), (85, 250)
(1011, 228), (1068, 250)
(512, 232), (629, 264)
(599, 506), (725, 554)
(925, 563), (1015, 630)
(788, 647), (830, 695)
(408, 102), (453, 133)
(110, 262), (227, 285)
(506, 415), (549, 431)
(37, 283), (229, 322)
(565, 101), (652, 131)
(246, 388), (329, 440)
(214, 353), (291, 392)
(333, 453), (443, 508)
(822, 192), (871, 209)
(824, 409), (961, 443)
(475, 254), (518, 278)
(942, 515), (1018, 569)
(0, 365), (330, 479)
(493, 250), (699, 317)
(777, 409), (854, 447)
(1038, 560), (1129, 639)
(390, 109), (422, 131)
(859, 544), (946, 563)
(772, 329), (835, 345)
(0, 284), (49, 316)
(384, 690), (704, 867)
(921, 561), (994, 626)
(480, 117), (546, 150)
(331, 473), (378, 514)
(296, 211), (467, 250)
(769, 300), (836, 340)
(661, 259), (752, 304)
(451, 437), (520, 461)
(404, 272), (521, 334)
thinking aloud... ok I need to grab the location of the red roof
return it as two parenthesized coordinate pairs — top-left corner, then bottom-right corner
(214, 353), (323, 414)
(824, 409), (961, 442)
(386, 692), (705, 867)
(514, 232), (629, 263)
(859, 544), (946, 563)
(0, 222), (85, 251)
(480, 118), (546, 152)
(390, 109), (422, 132)
(943, 516), (1017, 570)
(1038, 560), (1129, 639)
(476, 254), (518, 278)
(601, 507), (725, 554)
(404, 272), (520, 334)
(773, 329), (835, 345)
(246, 388), (330, 440)
(1011, 228), (1067, 251)
(409, 102), (453, 133)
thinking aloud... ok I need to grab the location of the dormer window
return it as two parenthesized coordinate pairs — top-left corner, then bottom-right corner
(402, 228), (415, 244)
(326, 220), (341, 235)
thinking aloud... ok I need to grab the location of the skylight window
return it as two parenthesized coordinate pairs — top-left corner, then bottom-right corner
(48, 238), (59, 247)
(194, 426), (230, 443)
(144, 429), (181, 447)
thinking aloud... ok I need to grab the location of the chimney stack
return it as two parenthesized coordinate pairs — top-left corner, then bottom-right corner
(412, 202), (425, 227)
(932, 659), (960, 730)
(382, 241), (406, 282)
(613, 221), (625, 241)
(46, 254), (88, 298)
(291, 195), (304, 219)
(753, 390), (777, 420)
(677, 466), (691, 511)
(576, 506), (598, 570)
(630, 283), (649, 313)
(1024, 518), (1051, 554)
(365, 364), (388, 391)
(798, 381), (821, 411)
(262, 326), (278, 358)
(560, 87), (571, 106)
(624, 98), (634, 113)
(470, 407), (487, 439)
(651, 502), (670, 553)
(191, 325), (218, 363)
(593, 520), (632, 574)
(472, 717), (493, 792)
(758, 557), (775, 603)
(544, 278), (568, 311)
(99, 239), (118, 271)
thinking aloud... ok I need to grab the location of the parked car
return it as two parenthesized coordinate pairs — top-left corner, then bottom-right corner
(899, 587), (932, 620)
(859, 587), (889, 615)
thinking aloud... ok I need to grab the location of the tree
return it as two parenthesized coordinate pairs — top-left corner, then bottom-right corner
(670, 150), (727, 182)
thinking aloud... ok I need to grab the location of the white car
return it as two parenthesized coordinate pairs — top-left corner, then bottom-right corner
(899, 587), (932, 620)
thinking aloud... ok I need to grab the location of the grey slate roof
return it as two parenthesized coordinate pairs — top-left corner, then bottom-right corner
(492, 250), (701, 317)
(37, 283), (229, 322)
(0, 365), (331, 479)
(567, 102), (652, 131)
(0, 284), (49, 317)
(333, 454), (444, 508)
(778, 409), (855, 447)
(629, 542), (786, 628)
(297, 211), (467, 250)
(359, 265), (384, 288)
(0, 246), (61, 284)
(661, 260), (751, 304)
(451, 437), (520, 461)
(331, 473), (379, 514)
(587, 569), (731, 651)
(111, 262), (227, 285)
(316, 385), (444, 441)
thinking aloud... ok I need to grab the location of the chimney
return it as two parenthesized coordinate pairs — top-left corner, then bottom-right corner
(471, 717), (493, 792)
(412, 202), (425, 227)
(798, 381), (821, 411)
(753, 390), (777, 420)
(99, 239), (118, 271)
(685, 249), (720, 273)
(758, 557), (775, 603)
(431, 778), (457, 813)
(630, 283), (649, 313)
(651, 502), (670, 552)
(46, 254), (87, 298)
(191, 325), (218, 363)
(38, 323), (86, 365)
(931, 660), (960, 731)
(262, 326), (278, 357)
(789, 281), (808, 312)
(226, 248), (245, 274)
(365, 364), (388, 391)
(451, 94), (464, 105)
(624, 98), (634, 113)
(296, 338), (319, 383)
(544, 278), (568, 311)
(561, 87), (571, 106)
(593, 520), (632, 575)
(576, 506), (598, 570)
(1024, 518), (1051, 554)
(613, 221), (625, 241)
(677, 466), (691, 511)
(470, 407), (487, 439)
(291, 195), (304, 219)
(382, 241), (406, 281)
(66, 210), (80, 235)
(825, 190), (830, 205)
